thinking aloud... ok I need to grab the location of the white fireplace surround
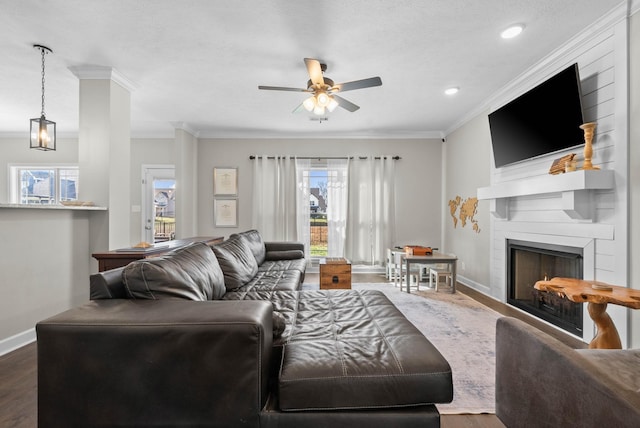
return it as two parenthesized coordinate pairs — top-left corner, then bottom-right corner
(501, 232), (596, 339)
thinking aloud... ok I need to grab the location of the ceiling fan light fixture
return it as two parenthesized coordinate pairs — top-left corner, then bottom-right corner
(303, 96), (316, 112)
(316, 92), (330, 108)
(501, 24), (525, 39)
(327, 97), (339, 112)
(258, 58), (381, 115)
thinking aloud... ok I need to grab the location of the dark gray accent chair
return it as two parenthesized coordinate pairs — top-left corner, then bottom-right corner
(496, 316), (640, 428)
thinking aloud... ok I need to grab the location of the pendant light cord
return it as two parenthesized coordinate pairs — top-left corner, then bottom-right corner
(40, 47), (47, 117)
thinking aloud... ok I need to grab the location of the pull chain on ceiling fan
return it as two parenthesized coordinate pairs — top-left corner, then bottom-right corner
(258, 58), (382, 115)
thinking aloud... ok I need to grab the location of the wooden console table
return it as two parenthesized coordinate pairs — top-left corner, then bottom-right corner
(534, 277), (640, 349)
(92, 236), (223, 272)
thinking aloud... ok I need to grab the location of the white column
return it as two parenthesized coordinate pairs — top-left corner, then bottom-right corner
(173, 123), (199, 238)
(70, 66), (135, 260)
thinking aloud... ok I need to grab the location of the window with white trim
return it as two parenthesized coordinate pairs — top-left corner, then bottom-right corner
(10, 166), (79, 205)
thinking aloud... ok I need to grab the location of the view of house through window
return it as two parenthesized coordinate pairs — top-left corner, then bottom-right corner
(309, 168), (328, 257)
(153, 179), (176, 242)
(14, 167), (79, 205)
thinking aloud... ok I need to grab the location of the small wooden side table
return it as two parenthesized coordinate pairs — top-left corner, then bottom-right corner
(534, 277), (640, 349)
(320, 258), (352, 290)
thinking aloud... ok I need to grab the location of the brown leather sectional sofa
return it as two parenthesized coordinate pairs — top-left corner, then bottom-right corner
(37, 230), (453, 427)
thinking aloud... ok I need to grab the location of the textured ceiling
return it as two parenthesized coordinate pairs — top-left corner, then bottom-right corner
(0, 0), (623, 139)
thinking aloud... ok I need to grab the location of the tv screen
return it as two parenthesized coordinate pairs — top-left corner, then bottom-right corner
(488, 63), (585, 168)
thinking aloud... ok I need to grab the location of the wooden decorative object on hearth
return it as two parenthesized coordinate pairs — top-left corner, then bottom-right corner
(580, 122), (599, 170)
(549, 153), (576, 175)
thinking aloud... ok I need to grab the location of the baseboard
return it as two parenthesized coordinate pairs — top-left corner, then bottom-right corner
(352, 265), (385, 274)
(456, 274), (492, 295)
(0, 328), (36, 357)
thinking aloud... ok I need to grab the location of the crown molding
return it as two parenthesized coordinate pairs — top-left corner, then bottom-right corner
(68, 65), (137, 92)
(170, 121), (200, 138)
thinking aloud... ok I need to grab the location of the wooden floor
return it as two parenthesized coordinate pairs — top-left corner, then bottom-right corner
(0, 273), (586, 428)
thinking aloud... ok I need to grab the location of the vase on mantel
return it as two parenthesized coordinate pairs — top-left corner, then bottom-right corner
(580, 122), (600, 170)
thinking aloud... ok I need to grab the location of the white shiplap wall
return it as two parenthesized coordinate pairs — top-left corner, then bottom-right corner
(485, 6), (630, 346)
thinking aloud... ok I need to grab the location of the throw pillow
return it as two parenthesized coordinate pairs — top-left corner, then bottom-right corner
(211, 235), (259, 290)
(264, 249), (304, 261)
(230, 230), (266, 265)
(122, 242), (226, 300)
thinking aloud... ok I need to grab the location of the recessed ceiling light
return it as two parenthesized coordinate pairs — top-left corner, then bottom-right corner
(501, 24), (525, 39)
(444, 87), (459, 95)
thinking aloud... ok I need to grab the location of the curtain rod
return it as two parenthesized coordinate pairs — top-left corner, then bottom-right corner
(249, 155), (401, 160)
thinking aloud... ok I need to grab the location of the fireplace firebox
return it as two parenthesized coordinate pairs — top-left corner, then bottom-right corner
(507, 240), (583, 335)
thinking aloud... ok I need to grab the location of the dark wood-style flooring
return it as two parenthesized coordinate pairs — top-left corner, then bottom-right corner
(0, 273), (586, 428)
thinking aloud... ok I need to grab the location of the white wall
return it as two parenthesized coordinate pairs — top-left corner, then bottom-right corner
(442, 113), (492, 291)
(629, 9), (640, 347)
(0, 207), (92, 353)
(196, 138), (443, 248)
(0, 138), (88, 354)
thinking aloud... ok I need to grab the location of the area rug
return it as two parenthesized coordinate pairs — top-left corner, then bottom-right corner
(304, 282), (500, 414)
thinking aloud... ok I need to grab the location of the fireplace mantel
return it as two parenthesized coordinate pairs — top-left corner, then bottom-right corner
(477, 169), (614, 220)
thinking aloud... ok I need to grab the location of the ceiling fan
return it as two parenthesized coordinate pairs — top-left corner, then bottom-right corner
(258, 58), (382, 115)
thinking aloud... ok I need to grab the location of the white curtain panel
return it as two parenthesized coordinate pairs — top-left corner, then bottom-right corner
(345, 157), (396, 265)
(295, 158), (311, 258)
(326, 159), (349, 257)
(252, 156), (298, 241)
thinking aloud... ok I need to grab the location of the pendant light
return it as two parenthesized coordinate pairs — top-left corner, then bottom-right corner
(30, 44), (56, 151)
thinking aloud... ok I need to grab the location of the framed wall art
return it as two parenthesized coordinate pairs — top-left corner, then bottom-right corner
(214, 198), (238, 228)
(213, 167), (238, 196)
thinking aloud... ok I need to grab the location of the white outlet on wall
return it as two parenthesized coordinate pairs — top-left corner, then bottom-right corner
(461, 261), (466, 271)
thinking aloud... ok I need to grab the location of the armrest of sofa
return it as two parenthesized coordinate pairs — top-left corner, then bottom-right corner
(264, 241), (305, 260)
(496, 317), (640, 428)
(89, 266), (126, 299)
(37, 299), (273, 427)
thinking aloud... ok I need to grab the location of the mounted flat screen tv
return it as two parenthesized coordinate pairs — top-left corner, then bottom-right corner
(488, 63), (585, 168)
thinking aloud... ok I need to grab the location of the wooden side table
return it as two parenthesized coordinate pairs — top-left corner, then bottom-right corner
(534, 277), (640, 349)
(320, 258), (352, 290)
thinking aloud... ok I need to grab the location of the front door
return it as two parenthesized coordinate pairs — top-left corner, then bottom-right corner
(142, 166), (175, 244)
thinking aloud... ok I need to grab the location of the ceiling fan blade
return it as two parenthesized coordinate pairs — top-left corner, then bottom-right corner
(332, 76), (382, 93)
(258, 85), (309, 92)
(304, 58), (325, 86)
(292, 103), (306, 114)
(333, 95), (360, 112)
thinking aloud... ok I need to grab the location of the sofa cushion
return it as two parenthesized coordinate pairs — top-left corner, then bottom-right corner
(258, 259), (307, 275)
(231, 229), (266, 265)
(223, 289), (453, 410)
(264, 250), (304, 261)
(233, 270), (302, 293)
(212, 235), (259, 290)
(122, 242), (226, 301)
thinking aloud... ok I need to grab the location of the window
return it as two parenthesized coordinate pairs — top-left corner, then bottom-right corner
(304, 160), (348, 259)
(10, 166), (79, 205)
(309, 168), (328, 257)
